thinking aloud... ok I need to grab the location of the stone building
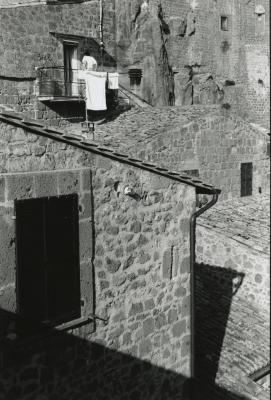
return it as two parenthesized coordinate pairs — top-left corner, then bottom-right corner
(0, 0), (269, 127)
(0, 110), (228, 400)
(195, 195), (270, 400)
(0, 0), (117, 125)
(78, 105), (270, 201)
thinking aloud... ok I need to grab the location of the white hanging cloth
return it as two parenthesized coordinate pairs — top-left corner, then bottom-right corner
(85, 71), (107, 111)
(108, 72), (119, 89)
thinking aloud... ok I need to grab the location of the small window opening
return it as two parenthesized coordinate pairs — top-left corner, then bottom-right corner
(129, 69), (142, 88)
(241, 162), (253, 197)
(221, 16), (229, 31)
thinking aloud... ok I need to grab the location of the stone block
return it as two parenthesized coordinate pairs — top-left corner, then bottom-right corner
(79, 220), (93, 261)
(162, 248), (173, 279)
(168, 308), (178, 324)
(58, 170), (80, 195)
(144, 299), (155, 311)
(106, 257), (121, 273)
(139, 338), (152, 357)
(172, 320), (186, 338)
(175, 286), (186, 298)
(79, 192), (92, 220)
(6, 174), (34, 200)
(182, 295), (190, 317)
(81, 169), (92, 191)
(181, 335), (191, 358)
(112, 311), (126, 323)
(154, 313), (167, 329)
(143, 318), (155, 337)
(34, 172), (58, 198)
(123, 255), (135, 270)
(181, 256), (190, 274)
(129, 302), (143, 316)
(180, 218), (190, 234)
(149, 175), (170, 190)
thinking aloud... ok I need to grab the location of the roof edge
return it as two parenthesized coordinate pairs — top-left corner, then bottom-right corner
(0, 112), (221, 195)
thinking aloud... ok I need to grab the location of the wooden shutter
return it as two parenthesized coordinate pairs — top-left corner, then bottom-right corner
(46, 194), (80, 324)
(16, 198), (47, 321)
(16, 194), (80, 325)
(241, 162), (253, 197)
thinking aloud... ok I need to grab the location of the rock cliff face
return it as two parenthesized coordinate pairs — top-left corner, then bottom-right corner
(115, 0), (174, 106)
(114, 0), (269, 127)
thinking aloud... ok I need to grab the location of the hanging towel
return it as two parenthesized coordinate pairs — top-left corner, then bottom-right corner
(78, 70), (86, 80)
(108, 72), (119, 89)
(85, 71), (107, 111)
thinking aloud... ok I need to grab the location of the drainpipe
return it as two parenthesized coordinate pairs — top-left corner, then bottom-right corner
(99, 0), (104, 70)
(190, 192), (219, 387)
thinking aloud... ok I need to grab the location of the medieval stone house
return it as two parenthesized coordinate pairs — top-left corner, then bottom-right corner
(0, 110), (226, 400)
(80, 105), (270, 201)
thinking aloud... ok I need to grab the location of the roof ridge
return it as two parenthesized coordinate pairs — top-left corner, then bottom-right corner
(0, 111), (221, 195)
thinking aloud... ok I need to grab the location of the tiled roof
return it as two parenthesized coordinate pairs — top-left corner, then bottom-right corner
(64, 105), (222, 151)
(196, 272), (270, 400)
(197, 195), (270, 254)
(0, 111), (221, 195)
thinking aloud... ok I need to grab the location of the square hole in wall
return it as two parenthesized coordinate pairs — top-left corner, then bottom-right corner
(221, 16), (229, 31)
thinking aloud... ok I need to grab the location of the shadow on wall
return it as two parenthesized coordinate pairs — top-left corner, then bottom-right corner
(195, 263), (245, 400)
(0, 302), (249, 400)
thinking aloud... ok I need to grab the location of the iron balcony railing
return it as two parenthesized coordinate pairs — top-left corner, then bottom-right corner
(36, 67), (85, 99)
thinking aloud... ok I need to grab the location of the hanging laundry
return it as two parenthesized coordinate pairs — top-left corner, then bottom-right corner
(78, 70), (86, 80)
(85, 71), (107, 111)
(108, 72), (119, 89)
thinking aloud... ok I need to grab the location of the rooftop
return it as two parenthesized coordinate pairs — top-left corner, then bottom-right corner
(196, 281), (270, 399)
(0, 110), (221, 195)
(64, 104), (269, 153)
(65, 105), (222, 150)
(197, 195), (270, 254)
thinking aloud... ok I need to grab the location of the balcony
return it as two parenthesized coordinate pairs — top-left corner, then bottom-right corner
(36, 67), (85, 102)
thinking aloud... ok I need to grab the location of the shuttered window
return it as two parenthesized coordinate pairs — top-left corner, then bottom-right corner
(15, 194), (81, 326)
(241, 162), (253, 197)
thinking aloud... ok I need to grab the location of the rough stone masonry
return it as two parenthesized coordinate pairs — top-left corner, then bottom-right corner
(0, 118), (200, 400)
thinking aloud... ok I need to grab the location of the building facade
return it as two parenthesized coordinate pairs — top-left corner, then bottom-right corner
(0, 111), (223, 400)
(0, 0), (269, 127)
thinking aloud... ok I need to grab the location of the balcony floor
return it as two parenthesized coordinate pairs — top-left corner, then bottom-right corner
(38, 96), (85, 102)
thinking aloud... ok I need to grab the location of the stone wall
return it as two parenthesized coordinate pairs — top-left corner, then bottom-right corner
(115, 0), (174, 106)
(133, 113), (270, 200)
(161, 0), (270, 127)
(0, 168), (94, 318)
(114, 0), (270, 126)
(196, 225), (270, 316)
(1, 0), (269, 126)
(0, 119), (194, 399)
(0, 0), (116, 123)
